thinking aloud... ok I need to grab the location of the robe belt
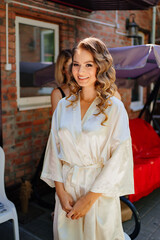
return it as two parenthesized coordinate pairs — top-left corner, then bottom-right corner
(62, 161), (103, 187)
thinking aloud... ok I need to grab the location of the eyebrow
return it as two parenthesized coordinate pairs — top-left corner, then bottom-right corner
(73, 60), (94, 63)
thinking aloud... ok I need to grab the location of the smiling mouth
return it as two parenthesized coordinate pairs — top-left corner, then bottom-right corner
(78, 76), (88, 80)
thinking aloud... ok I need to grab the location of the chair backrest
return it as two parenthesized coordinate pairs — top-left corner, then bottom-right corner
(0, 147), (7, 200)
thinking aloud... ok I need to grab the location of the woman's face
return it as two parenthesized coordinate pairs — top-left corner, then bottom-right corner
(64, 58), (72, 82)
(72, 47), (97, 88)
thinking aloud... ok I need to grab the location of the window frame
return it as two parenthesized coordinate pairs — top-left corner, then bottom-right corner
(130, 32), (144, 111)
(15, 16), (59, 111)
(130, 85), (144, 111)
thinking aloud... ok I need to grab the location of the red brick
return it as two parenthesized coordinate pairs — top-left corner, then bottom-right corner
(16, 115), (22, 122)
(16, 170), (25, 178)
(3, 137), (14, 145)
(0, 41), (6, 48)
(10, 101), (17, 109)
(6, 180), (15, 187)
(33, 119), (46, 125)
(17, 122), (32, 128)
(34, 139), (42, 145)
(0, 25), (5, 33)
(23, 155), (32, 163)
(0, 9), (5, 17)
(25, 127), (32, 135)
(15, 142), (24, 147)
(12, 158), (23, 165)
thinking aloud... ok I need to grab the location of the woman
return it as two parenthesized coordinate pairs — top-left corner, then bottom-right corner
(51, 49), (72, 112)
(41, 37), (134, 240)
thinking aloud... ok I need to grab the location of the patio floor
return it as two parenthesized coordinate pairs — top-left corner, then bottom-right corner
(0, 187), (160, 240)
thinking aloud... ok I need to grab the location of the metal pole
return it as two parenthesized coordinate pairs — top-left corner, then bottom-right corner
(5, 2), (12, 70)
(150, 7), (157, 125)
(151, 6), (156, 44)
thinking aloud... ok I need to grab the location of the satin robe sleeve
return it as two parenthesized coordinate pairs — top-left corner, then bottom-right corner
(40, 105), (63, 188)
(90, 103), (134, 197)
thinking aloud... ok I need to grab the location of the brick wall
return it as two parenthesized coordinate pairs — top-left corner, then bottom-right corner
(0, 0), (153, 186)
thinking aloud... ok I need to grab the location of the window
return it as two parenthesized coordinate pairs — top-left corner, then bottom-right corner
(16, 17), (59, 110)
(130, 32), (144, 111)
(41, 30), (55, 62)
(130, 81), (144, 111)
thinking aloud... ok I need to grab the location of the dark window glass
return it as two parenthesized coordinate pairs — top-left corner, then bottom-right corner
(19, 24), (57, 98)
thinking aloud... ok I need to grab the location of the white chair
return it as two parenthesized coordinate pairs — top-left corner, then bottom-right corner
(124, 232), (131, 240)
(0, 147), (20, 240)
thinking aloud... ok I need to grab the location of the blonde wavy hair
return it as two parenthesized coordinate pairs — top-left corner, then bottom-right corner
(55, 49), (72, 85)
(67, 37), (117, 125)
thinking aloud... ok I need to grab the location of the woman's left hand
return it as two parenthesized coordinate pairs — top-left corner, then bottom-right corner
(66, 191), (102, 220)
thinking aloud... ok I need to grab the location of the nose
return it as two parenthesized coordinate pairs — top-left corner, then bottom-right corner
(78, 65), (85, 75)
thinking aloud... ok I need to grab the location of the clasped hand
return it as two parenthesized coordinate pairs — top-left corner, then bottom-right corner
(59, 190), (101, 220)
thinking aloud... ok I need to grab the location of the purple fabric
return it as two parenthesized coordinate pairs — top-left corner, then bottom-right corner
(34, 63), (55, 86)
(109, 44), (160, 86)
(20, 62), (50, 74)
(20, 62), (56, 87)
(20, 45), (160, 87)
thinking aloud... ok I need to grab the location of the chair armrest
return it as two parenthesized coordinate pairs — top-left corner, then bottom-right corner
(120, 196), (141, 240)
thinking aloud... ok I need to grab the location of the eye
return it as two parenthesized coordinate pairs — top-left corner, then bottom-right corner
(86, 63), (93, 67)
(73, 63), (79, 67)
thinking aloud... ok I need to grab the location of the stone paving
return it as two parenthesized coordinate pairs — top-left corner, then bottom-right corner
(0, 187), (160, 240)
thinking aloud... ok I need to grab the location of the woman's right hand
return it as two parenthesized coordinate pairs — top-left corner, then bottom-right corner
(59, 190), (74, 213)
(55, 181), (74, 213)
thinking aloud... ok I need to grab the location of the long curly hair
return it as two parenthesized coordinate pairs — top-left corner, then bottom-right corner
(67, 37), (117, 125)
(55, 49), (72, 85)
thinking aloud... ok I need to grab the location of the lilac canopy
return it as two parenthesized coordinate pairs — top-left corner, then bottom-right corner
(24, 44), (160, 88)
(109, 44), (160, 87)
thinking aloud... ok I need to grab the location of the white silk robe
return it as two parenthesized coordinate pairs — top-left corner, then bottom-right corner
(41, 95), (134, 240)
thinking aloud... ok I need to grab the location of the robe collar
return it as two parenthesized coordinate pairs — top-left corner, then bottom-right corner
(72, 93), (99, 136)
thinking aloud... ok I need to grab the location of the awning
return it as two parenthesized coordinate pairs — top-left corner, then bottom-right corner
(24, 45), (160, 88)
(49, 0), (159, 12)
(108, 44), (160, 87)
